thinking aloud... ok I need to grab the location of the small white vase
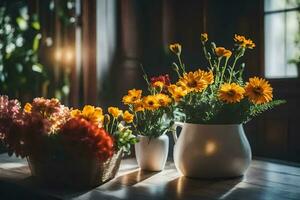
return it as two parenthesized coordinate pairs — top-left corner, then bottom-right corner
(172, 122), (252, 178)
(135, 134), (169, 171)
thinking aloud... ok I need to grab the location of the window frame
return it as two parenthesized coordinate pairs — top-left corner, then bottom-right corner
(263, 3), (300, 79)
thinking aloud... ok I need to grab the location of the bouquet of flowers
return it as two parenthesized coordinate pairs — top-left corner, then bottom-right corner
(0, 96), (137, 160)
(122, 73), (174, 138)
(166, 33), (285, 124)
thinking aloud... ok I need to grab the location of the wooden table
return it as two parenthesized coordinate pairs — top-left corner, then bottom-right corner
(0, 153), (300, 200)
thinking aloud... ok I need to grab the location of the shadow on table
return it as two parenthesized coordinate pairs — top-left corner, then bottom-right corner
(62, 169), (159, 199)
(1, 163), (244, 200)
(78, 172), (244, 200)
(0, 180), (59, 200)
(97, 169), (159, 191)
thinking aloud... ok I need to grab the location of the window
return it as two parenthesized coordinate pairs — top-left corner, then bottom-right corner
(264, 0), (300, 78)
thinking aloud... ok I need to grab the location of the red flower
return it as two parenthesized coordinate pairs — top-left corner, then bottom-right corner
(150, 74), (171, 87)
(60, 117), (115, 161)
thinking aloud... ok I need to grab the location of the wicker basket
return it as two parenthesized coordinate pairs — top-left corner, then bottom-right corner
(27, 150), (123, 189)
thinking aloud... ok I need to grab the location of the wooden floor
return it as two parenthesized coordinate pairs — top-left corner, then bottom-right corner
(0, 154), (300, 200)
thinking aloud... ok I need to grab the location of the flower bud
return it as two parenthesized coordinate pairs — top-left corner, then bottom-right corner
(211, 42), (216, 50)
(169, 43), (182, 55)
(200, 33), (208, 43)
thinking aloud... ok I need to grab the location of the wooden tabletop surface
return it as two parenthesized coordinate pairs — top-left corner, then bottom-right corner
(0, 153), (300, 200)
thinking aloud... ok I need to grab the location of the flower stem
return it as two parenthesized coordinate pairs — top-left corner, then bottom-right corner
(215, 58), (221, 85)
(220, 57), (229, 85)
(177, 55), (185, 73)
(202, 46), (213, 70)
(173, 63), (182, 78)
(110, 118), (116, 134)
(229, 57), (238, 83)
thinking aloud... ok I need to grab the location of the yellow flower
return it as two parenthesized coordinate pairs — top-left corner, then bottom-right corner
(218, 83), (245, 103)
(70, 109), (81, 117)
(24, 103), (32, 113)
(234, 34), (255, 49)
(245, 77), (273, 104)
(215, 47), (232, 58)
(195, 69), (214, 85)
(201, 33), (208, 42)
(155, 93), (172, 107)
(177, 69), (213, 93)
(152, 81), (164, 89)
(82, 105), (95, 117)
(71, 105), (104, 125)
(177, 72), (206, 93)
(234, 34), (246, 43)
(143, 95), (160, 111)
(108, 107), (123, 118)
(167, 84), (188, 102)
(169, 43), (182, 55)
(123, 111), (134, 123)
(133, 99), (145, 112)
(122, 89), (142, 105)
(128, 88), (142, 97)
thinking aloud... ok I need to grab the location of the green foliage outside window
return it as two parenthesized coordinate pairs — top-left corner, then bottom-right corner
(0, 1), (47, 99)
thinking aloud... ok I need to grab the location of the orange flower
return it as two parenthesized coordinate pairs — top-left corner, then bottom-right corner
(167, 84), (188, 102)
(108, 107), (123, 118)
(218, 83), (245, 103)
(245, 77), (273, 104)
(122, 111), (134, 123)
(215, 47), (232, 58)
(234, 34), (255, 49)
(177, 70), (214, 93)
(24, 103), (32, 113)
(122, 89), (142, 105)
(153, 81), (164, 89)
(155, 93), (172, 107)
(133, 100), (145, 112)
(195, 69), (214, 85)
(142, 95), (160, 111)
(71, 105), (104, 126)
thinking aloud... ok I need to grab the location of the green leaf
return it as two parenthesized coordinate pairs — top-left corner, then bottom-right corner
(32, 63), (43, 73)
(32, 34), (42, 52)
(31, 21), (40, 30)
(16, 17), (28, 30)
(249, 100), (286, 118)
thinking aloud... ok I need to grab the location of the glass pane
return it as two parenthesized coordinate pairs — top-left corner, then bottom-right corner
(286, 0), (300, 9)
(265, 0), (286, 12)
(265, 13), (286, 78)
(286, 11), (299, 77)
(96, 0), (117, 90)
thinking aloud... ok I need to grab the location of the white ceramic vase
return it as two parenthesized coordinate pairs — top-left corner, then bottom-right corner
(135, 134), (169, 171)
(172, 122), (252, 178)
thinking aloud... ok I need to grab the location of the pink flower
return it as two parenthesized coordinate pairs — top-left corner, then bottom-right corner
(0, 96), (70, 157)
(28, 97), (70, 134)
(0, 96), (21, 138)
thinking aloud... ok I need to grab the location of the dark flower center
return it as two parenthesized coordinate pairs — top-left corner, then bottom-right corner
(227, 90), (236, 97)
(131, 96), (138, 101)
(148, 101), (154, 106)
(253, 87), (263, 95)
(188, 80), (197, 87)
